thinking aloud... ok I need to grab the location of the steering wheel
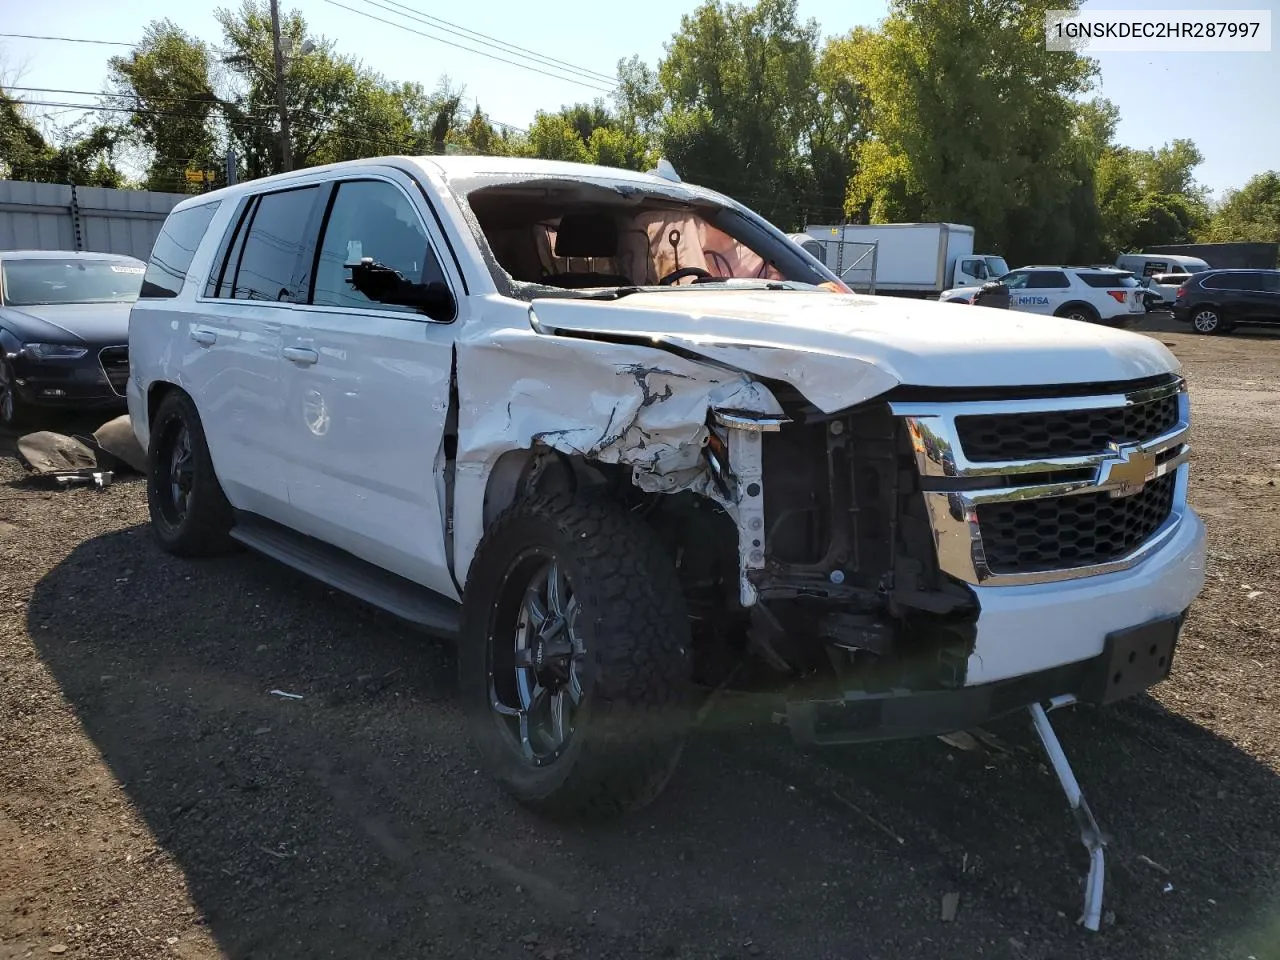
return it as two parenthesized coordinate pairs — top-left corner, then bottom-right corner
(659, 266), (714, 286)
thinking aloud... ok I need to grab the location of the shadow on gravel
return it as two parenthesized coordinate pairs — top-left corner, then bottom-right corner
(26, 527), (1280, 960)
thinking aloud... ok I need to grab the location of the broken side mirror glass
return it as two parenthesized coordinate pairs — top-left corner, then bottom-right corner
(346, 257), (455, 321)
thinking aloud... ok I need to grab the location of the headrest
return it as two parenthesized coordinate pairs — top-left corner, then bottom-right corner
(554, 212), (618, 258)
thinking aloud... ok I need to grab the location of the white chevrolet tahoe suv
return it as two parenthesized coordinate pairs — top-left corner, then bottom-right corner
(129, 156), (1204, 846)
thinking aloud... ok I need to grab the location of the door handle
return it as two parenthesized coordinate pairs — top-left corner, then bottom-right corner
(282, 346), (319, 366)
(190, 328), (217, 347)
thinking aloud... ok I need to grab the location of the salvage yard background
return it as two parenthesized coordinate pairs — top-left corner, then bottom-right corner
(2, 316), (1278, 960)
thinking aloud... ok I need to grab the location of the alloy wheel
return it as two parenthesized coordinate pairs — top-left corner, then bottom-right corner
(1192, 310), (1220, 333)
(490, 553), (586, 766)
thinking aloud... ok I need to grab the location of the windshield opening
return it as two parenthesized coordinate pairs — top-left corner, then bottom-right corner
(1, 258), (145, 306)
(984, 256), (1010, 278)
(458, 177), (844, 300)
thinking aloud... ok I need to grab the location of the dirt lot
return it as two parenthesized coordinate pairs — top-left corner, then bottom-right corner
(2, 315), (1279, 960)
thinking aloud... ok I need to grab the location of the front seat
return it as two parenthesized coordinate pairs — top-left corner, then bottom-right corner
(543, 212), (634, 288)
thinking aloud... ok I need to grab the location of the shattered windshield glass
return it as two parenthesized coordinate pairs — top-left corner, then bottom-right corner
(452, 174), (846, 300)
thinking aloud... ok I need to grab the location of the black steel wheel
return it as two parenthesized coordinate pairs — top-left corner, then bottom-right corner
(461, 493), (692, 819)
(146, 390), (235, 556)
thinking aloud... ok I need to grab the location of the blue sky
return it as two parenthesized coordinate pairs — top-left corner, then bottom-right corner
(1, 0), (1276, 198)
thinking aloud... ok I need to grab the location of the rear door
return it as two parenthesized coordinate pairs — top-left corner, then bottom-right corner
(277, 172), (462, 599)
(1260, 272), (1280, 322)
(193, 183), (323, 518)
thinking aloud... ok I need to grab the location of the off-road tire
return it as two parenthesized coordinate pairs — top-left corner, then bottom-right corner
(146, 390), (235, 557)
(461, 493), (693, 820)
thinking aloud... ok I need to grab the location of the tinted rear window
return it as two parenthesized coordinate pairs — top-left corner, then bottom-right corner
(230, 187), (319, 302)
(1203, 272), (1263, 291)
(1078, 272), (1140, 288)
(2, 258), (145, 305)
(141, 201), (220, 298)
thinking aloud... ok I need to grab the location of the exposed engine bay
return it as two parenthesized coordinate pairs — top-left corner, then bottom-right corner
(514, 394), (979, 702)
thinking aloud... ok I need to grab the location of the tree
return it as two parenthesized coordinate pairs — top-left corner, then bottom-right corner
(107, 20), (220, 192)
(844, 0), (1097, 260)
(1201, 171), (1280, 244)
(618, 0), (836, 228)
(0, 90), (124, 186)
(521, 100), (652, 169)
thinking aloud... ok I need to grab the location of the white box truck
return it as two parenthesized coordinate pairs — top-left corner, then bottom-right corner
(795, 223), (1009, 297)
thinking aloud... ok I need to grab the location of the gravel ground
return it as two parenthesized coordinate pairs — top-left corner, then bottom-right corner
(2, 315), (1279, 960)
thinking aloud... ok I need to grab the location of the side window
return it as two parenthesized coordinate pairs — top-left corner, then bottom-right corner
(229, 186), (319, 303)
(140, 201), (220, 298)
(310, 179), (450, 316)
(961, 258), (986, 279)
(1027, 270), (1070, 289)
(1001, 271), (1030, 290)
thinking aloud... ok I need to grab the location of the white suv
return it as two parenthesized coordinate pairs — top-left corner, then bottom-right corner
(942, 266), (1147, 325)
(127, 158), (1204, 918)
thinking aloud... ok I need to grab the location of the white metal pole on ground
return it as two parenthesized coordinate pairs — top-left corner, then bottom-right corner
(1029, 701), (1107, 932)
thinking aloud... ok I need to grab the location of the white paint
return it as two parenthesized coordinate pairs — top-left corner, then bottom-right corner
(964, 510), (1206, 685)
(527, 289), (1179, 414)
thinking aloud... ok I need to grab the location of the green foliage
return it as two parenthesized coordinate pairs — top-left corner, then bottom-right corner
(519, 100), (652, 169)
(107, 20), (219, 192)
(1202, 171), (1280, 244)
(847, 0), (1098, 261)
(0, 92), (124, 187)
(616, 0), (853, 228)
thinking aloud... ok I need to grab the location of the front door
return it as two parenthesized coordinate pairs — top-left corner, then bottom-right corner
(278, 173), (460, 599)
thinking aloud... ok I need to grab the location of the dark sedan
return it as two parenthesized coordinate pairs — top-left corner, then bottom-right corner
(0, 250), (144, 427)
(1171, 268), (1280, 335)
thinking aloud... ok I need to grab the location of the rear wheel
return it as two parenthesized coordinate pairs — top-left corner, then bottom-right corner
(461, 493), (693, 819)
(1054, 303), (1100, 323)
(1190, 307), (1230, 334)
(146, 390), (235, 556)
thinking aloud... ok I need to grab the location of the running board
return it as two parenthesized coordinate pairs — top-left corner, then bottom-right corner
(230, 512), (462, 638)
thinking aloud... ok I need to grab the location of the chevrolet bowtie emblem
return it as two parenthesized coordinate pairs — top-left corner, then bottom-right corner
(1097, 443), (1156, 498)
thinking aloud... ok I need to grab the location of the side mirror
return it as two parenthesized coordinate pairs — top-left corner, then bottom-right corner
(347, 257), (454, 321)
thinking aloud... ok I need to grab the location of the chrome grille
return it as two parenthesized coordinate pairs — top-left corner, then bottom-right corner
(976, 473), (1176, 574)
(99, 345), (129, 397)
(955, 393), (1180, 462)
(891, 377), (1190, 586)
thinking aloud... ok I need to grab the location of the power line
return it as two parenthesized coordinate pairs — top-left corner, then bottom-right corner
(317, 0), (614, 94)
(369, 0), (616, 85)
(0, 32), (133, 47)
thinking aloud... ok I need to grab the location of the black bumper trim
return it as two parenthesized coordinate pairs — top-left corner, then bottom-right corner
(787, 609), (1187, 746)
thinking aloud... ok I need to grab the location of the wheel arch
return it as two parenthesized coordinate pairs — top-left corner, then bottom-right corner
(1053, 300), (1099, 320)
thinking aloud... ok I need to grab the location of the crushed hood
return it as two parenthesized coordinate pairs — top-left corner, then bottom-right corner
(529, 289), (1180, 413)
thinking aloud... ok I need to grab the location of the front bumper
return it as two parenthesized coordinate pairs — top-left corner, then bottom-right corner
(787, 508), (1206, 745)
(10, 348), (127, 408)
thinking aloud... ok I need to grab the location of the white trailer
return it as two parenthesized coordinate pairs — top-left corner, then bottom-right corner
(799, 222), (1008, 297)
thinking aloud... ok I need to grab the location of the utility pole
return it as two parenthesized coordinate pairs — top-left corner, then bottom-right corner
(269, 0), (293, 172)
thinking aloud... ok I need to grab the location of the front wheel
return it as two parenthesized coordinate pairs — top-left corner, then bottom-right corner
(0, 359), (27, 429)
(461, 494), (693, 819)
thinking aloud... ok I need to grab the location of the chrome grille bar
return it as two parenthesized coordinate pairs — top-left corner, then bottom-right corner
(889, 377), (1190, 587)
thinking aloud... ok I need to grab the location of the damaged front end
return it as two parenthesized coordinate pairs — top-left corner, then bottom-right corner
(655, 390), (982, 742)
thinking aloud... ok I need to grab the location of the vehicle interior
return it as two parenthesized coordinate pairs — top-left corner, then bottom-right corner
(463, 181), (830, 294)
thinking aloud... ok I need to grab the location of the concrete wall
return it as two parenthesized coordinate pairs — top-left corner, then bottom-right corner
(0, 180), (190, 263)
